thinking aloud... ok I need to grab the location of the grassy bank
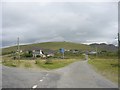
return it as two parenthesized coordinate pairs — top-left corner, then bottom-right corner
(2, 52), (84, 69)
(2, 55), (80, 69)
(88, 57), (118, 83)
(35, 59), (79, 69)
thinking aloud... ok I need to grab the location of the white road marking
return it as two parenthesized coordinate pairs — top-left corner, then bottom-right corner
(32, 85), (37, 89)
(40, 79), (43, 82)
(32, 74), (49, 88)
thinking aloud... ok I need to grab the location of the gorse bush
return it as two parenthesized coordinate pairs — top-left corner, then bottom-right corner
(22, 53), (33, 57)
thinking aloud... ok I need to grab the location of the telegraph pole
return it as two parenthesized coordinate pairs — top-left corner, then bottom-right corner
(118, 33), (120, 57)
(118, 33), (120, 48)
(17, 37), (20, 59)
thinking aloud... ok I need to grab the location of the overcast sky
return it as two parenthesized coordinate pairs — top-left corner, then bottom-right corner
(1, 1), (118, 47)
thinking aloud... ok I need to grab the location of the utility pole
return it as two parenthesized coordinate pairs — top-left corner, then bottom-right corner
(118, 33), (120, 48)
(118, 33), (120, 57)
(17, 37), (20, 59)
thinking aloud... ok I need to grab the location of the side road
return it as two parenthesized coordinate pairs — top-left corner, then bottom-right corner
(54, 60), (118, 88)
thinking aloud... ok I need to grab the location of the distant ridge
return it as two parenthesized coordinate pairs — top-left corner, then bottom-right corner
(90, 43), (118, 52)
(2, 42), (91, 54)
(2, 42), (118, 55)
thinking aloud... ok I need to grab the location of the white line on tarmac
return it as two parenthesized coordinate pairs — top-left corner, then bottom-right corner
(40, 79), (43, 82)
(32, 85), (37, 89)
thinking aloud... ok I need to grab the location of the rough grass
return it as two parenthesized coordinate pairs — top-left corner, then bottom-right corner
(2, 55), (81, 70)
(36, 59), (79, 69)
(88, 58), (118, 84)
(2, 59), (21, 67)
(24, 61), (32, 68)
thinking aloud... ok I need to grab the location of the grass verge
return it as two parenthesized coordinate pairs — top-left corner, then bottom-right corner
(2, 55), (81, 70)
(35, 59), (79, 69)
(2, 59), (21, 67)
(24, 61), (32, 68)
(88, 58), (118, 84)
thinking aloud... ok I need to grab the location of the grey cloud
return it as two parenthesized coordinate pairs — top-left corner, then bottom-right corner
(2, 2), (118, 47)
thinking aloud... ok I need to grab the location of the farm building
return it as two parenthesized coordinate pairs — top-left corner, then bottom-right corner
(24, 47), (55, 58)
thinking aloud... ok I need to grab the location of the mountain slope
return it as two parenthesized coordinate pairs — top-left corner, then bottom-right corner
(2, 42), (91, 55)
(90, 43), (118, 52)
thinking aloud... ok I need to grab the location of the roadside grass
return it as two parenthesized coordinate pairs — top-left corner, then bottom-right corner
(88, 57), (118, 84)
(24, 61), (32, 68)
(35, 59), (79, 69)
(2, 59), (21, 67)
(2, 55), (81, 69)
(2, 55), (17, 67)
(2, 59), (33, 68)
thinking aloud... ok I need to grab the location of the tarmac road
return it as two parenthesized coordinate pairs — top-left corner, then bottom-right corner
(2, 65), (60, 88)
(2, 60), (118, 88)
(55, 60), (118, 88)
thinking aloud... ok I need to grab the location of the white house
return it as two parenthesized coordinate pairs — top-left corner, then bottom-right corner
(32, 50), (46, 58)
(89, 51), (97, 55)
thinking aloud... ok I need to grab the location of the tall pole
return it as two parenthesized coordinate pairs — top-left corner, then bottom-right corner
(17, 37), (19, 52)
(17, 37), (20, 59)
(118, 33), (120, 57)
(118, 33), (120, 48)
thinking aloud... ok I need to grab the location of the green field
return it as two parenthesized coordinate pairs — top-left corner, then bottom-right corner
(35, 59), (79, 69)
(2, 59), (81, 70)
(88, 56), (118, 84)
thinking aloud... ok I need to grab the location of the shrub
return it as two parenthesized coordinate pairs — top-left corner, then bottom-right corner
(36, 55), (40, 57)
(22, 53), (33, 57)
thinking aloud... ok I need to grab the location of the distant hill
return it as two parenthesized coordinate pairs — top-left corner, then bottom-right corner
(2, 42), (118, 55)
(89, 43), (118, 52)
(2, 42), (92, 55)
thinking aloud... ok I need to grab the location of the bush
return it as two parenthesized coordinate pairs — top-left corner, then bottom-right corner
(22, 53), (33, 57)
(36, 55), (40, 57)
